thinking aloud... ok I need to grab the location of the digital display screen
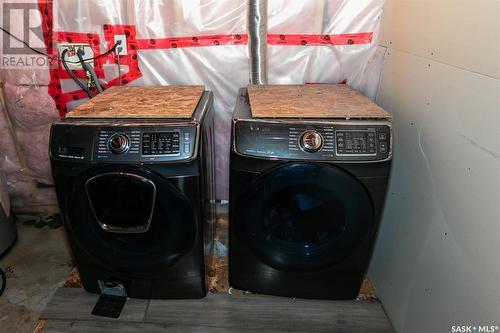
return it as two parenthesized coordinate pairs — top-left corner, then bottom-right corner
(142, 132), (180, 155)
(336, 130), (376, 155)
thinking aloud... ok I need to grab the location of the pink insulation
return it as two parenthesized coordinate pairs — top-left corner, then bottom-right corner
(0, 81), (59, 211)
(0, 69), (51, 86)
(2, 83), (59, 130)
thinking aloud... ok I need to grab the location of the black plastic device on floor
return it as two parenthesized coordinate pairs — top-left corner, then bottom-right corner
(229, 88), (393, 300)
(91, 294), (127, 318)
(49, 91), (216, 299)
(91, 281), (128, 318)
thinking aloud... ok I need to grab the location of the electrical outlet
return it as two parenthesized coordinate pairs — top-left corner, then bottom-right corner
(114, 35), (127, 55)
(58, 43), (94, 69)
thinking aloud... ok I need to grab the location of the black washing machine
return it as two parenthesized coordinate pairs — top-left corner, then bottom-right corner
(50, 91), (215, 299)
(229, 88), (392, 300)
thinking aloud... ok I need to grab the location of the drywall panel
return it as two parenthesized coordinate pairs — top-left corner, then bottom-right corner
(380, 0), (500, 79)
(370, 48), (500, 332)
(379, 0), (433, 54)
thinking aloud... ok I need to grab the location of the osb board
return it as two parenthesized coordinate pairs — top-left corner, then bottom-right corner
(66, 85), (204, 119)
(248, 84), (391, 119)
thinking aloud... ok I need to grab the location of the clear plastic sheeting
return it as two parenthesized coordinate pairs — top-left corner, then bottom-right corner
(0, 0), (385, 205)
(352, 45), (387, 100)
(268, 0), (384, 90)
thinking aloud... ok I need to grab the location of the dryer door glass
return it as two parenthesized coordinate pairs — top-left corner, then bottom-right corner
(237, 163), (373, 271)
(68, 165), (197, 272)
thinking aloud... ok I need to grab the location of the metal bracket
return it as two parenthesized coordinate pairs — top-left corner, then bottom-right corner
(98, 280), (127, 297)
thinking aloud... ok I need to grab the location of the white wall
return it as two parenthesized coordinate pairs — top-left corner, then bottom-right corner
(369, 1), (500, 332)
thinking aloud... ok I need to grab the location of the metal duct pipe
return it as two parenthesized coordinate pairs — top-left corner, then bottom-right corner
(248, 0), (268, 85)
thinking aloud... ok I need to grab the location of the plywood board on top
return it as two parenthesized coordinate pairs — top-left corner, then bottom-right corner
(66, 85), (204, 119)
(248, 84), (391, 119)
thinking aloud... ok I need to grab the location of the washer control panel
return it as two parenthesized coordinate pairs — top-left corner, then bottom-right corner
(95, 126), (196, 162)
(234, 120), (391, 162)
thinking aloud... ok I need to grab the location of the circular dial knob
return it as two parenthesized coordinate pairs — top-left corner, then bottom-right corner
(299, 130), (323, 152)
(108, 133), (130, 154)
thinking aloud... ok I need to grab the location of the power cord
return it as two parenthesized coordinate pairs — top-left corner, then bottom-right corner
(0, 26), (121, 64)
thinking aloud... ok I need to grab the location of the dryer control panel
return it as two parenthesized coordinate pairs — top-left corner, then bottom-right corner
(234, 120), (392, 162)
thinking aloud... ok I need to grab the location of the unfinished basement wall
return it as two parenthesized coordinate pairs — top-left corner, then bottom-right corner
(0, 0), (386, 208)
(369, 1), (500, 332)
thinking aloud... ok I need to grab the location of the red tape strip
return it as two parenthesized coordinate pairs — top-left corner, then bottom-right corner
(268, 33), (373, 46)
(136, 34), (248, 50)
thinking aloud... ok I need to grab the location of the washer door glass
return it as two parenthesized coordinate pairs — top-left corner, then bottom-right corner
(236, 163), (373, 272)
(86, 173), (156, 233)
(68, 165), (196, 272)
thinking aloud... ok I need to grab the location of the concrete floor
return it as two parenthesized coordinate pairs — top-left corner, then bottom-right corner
(0, 221), (72, 333)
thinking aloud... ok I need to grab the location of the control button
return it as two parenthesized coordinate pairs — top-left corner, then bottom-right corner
(184, 132), (190, 141)
(379, 132), (387, 140)
(380, 142), (388, 153)
(299, 130), (323, 153)
(108, 133), (130, 154)
(184, 143), (190, 153)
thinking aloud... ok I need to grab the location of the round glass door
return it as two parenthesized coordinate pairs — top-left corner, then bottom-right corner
(67, 164), (196, 272)
(236, 163), (373, 272)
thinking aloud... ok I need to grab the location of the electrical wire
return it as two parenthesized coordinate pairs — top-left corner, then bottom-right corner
(0, 26), (121, 64)
(61, 49), (92, 98)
